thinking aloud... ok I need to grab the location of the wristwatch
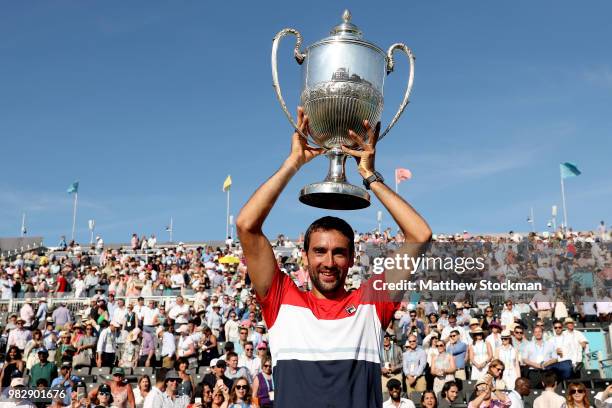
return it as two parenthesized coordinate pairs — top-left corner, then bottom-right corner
(363, 171), (384, 190)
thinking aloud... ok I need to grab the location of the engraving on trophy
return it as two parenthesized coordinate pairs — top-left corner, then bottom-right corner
(300, 70), (383, 149)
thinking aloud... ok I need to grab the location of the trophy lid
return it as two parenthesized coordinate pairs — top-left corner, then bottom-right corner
(329, 10), (363, 39)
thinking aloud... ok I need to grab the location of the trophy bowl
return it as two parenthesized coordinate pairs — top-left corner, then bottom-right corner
(272, 10), (415, 210)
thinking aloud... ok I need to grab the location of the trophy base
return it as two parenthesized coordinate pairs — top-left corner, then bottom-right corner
(299, 182), (370, 210)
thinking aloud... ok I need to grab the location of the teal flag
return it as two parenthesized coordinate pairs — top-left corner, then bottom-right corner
(560, 162), (581, 179)
(67, 181), (79, 194)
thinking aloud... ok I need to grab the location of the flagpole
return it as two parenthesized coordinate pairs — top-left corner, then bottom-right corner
(560, 174), (568, 231)
(71, 192), (78, 241)
(226, 188), (230, 239)
(21, 213), (26, 237)
(530, 207), (535, 233)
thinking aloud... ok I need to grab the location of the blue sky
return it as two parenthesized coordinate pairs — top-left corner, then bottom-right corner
(1, 1), (611, 244)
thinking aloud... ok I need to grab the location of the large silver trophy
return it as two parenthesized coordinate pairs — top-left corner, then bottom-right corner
(272, 10), (415, 210)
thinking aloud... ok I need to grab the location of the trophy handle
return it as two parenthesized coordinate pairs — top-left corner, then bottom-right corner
(380, 43), (415, 140)
(272, 28), (309, 140)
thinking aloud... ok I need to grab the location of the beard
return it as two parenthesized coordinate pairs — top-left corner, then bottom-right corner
(307, 264), (347, 295)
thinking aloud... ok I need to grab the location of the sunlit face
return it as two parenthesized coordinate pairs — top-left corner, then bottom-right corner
(229, 356), (238, 369)
(235, 380), (248, 399)
(447, 385), (458, 401)
(422, 392), (437, 408)
(303, 230), (353, 295)
(203, 385), (213, 403)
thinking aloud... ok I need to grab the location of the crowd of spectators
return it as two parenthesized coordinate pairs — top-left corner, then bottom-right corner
(0, 224), (610, 407)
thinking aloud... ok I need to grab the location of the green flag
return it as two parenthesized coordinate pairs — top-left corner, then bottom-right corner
(560, 163), (581, 179)
(67, 181), (79, 194)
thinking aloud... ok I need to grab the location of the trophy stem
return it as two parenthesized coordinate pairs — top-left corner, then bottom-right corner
(323, 148), (348, 183)
(298, 147), (371, 210)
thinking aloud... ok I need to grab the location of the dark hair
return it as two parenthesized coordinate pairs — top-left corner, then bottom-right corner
(224, 341), (235, 352)
(441, 381), (458, 398)
(304, 216), (354, 256)
(421, 390), (437, 405)
(176, 357), (189, 370)
(226, 351), (238, 360)
(542, 370), (557, 387)
(7, 346), (22, 361)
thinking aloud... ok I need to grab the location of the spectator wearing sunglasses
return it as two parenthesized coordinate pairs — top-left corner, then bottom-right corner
(565, 382), (591, 408)
(228, 377), (252, 408)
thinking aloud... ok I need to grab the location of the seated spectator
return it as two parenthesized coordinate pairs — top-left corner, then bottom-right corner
(382, 378), (415, 408)
(438, 381), (459, 408)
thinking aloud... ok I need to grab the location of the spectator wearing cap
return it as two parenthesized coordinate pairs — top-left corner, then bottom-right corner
(96, 320), (120, 367)
(162, 370), (190, 408)
(380, 333), (403, 396)
(402, 334), (427, 393)
(100, 367), (136, 408)
(467, 378), (510, 408)
(250, 322), (267, 346)
(447, 328), (468, 381)
(8, 316), (32, 352)
(93, 383), (114, 408)
(382, 378), (415, 408)
(29, 348), (57, 387)
(51, 302), (72, 328)
(203, 359), (233, 391)
(50, 362), (81, 406)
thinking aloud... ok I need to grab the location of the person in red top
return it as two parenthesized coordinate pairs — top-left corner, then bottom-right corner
(56, 270), (69, 293)
(237, 108), (432, 408)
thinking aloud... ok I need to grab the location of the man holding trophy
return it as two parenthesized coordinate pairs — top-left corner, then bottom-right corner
(236, 10), (431, 407)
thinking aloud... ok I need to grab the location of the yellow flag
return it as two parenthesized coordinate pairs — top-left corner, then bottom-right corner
(222, 175), (232, 192)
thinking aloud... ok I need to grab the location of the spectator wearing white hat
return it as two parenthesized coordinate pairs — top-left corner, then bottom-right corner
(7, 317), (31, 351)
(495, 330), (520, 390)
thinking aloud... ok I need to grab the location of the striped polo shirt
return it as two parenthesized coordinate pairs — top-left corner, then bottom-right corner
(257, 268), (398, 407)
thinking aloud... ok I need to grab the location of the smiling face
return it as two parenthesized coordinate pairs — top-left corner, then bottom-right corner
(302, 229), (353, 298)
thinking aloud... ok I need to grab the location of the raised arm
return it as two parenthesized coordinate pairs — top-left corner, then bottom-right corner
(342, 121), (432, 290)
(236, 108), (323, 299)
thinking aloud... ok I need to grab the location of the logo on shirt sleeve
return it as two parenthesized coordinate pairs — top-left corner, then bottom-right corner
(345, 304), (356, 315)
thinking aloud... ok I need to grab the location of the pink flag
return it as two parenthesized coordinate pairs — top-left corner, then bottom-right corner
(395, 168), (412, 185)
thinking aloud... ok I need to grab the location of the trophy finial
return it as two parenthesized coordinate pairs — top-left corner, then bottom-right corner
(342, 10), (351, 23)
(330, 10), (362, 37)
